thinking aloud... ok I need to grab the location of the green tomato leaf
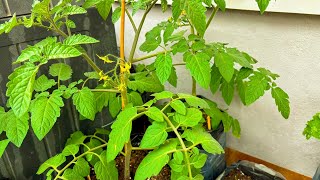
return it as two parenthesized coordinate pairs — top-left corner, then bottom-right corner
(190, 153), (207, 169)
(44, 43), (82, 59)
(61, 169), (83, 180)
(236, 68), (253, 104)
(96, 0), (115, 20)
(185, 52), (211, 89)
(74, 158), (90, 177)
(152, 91), (174, 100)
(6, 63), (39, 117)
(145, 107), (164, 122)
(226, 48), (252, 68)
(304, 113), (320, 140)
(135, 139), (178, 180)
(0, 139), (10, 158)
(94, 151), (118, 180)
(109, 96), (121, 118)
(72, 87), (96, 120)
(155, 53), (173, 84)
(64, 34), (99, 46)
(170, 100), (187, 115)
(161, 0), (168, 12)
(34, 75), (57, 92)
(107, 107), (137, 162)
(271, 87), (290, 119)
(62, 144), (79, 157)
(244, 72), (269, 105)
(186, 1), (207, 36)
(168, 67), (178, 87)
(173, 108), (203, 127)
(83, 0), (103, 8)
(215, 52), (234, 83)
(49, 63), (73, 81)
(112, 7), (121, 23)
(214, 0), (226, 11)
(177, 93), (210, 109)
(6, 111), (29, 147)
(183, 126), (224, 154)
(66, 131), (87, 146)
(61, 5), (87, 16)
(220, 78), (234, 105)
(30, 91), (64, 140)
(140, 122), (168, 148)
(171, 38), (189, 55)
(163, 23), (174, 44)
(84, 139), (103, 165)
(210, 64), (222, 95)
(15, 46), (42, 63)
(128, 91), (143, 106)
(128, 74), (164, 93)
(37, 154), (66, 174)
(232, 119), (241, 138)
(256, 0), (271, 14)
(172, 0), (182, 20)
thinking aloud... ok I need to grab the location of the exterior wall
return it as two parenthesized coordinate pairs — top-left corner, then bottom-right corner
(114, 6), (320, 177)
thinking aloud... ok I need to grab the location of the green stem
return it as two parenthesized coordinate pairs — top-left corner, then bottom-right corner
(161, 112), (193, 179)
(54, 143), (108, 180)
(132, 50), (172, 63)
(128, 0), (157, 63)
(88, 135), (108, 144)
(190, 25), (197, 96)
(131, 147), (155, 151)
(90, 89), (120, 93)
(192, 78), (196, 96)
(65, 17), (72, 36)
(173, 63), (186, 66)
(49, 19), (102, 74)
(125, 8), (137, 33)
(205, 5), (219, 30)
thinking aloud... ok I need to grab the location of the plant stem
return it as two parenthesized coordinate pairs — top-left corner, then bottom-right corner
(173, 63), (186, 66)
(120, 0), (131, 179)
(54, 144), (108, 180)
(206, 5), (219, 30)
(132, 50), (172, 63)
(48, 19), (103, 74)
(90, 89), (120, 93)
(65, 17), (72, 36)
(190, 25), (197, 96)
(192, 77), (197, 96)
(131, 147), (155, 151)
(125, 8), (137, 33)
(161, 112), (193, 179)
(128, 0), (157, 63)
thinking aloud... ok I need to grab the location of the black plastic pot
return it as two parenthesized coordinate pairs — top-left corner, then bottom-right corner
(201, 123), (226, 180)
(216, 160), (286, 180)
(313, 165), (320, 180)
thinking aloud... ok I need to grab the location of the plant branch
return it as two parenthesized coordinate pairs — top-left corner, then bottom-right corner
(125, 8), (137, 33)
(132, 50), (172, 63)
(206, 5), (219, 30)
(161, 112), (193, 179)
(90, 89), (120, 93)
(54, 143), (108, 180)
(131, 147), (155, 151)
(128, 0), (157, 63)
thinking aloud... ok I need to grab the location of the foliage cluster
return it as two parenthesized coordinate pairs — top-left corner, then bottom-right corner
(0, 0), (290, 179)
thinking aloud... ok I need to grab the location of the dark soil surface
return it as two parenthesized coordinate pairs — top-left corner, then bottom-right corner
(223, 168), (252, 180)
(90, 150), (170, 180)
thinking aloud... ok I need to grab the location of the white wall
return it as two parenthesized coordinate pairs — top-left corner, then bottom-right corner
(113, 6), (320, 177)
